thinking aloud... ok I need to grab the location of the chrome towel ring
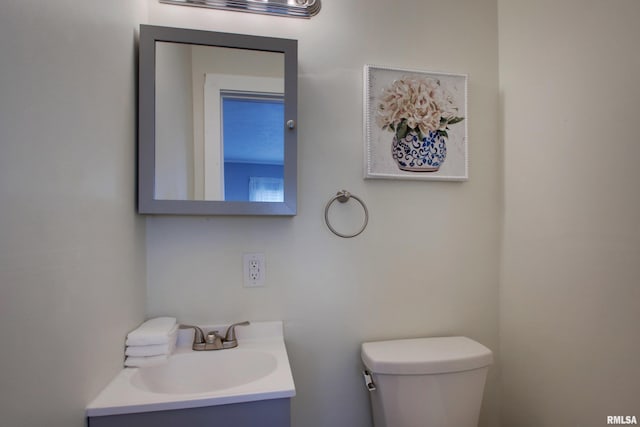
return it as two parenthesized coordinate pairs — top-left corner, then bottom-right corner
(324, 190), (369, 238)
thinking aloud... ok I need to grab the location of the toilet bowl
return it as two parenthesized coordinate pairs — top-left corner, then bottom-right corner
(361, 336), (492, 427)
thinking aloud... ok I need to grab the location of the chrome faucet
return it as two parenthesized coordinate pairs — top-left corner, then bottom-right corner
(180, 321), (250, 351)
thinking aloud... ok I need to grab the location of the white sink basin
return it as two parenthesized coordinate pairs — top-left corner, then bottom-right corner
(86, 321), (295, 417)
(130, 349), (277, 394)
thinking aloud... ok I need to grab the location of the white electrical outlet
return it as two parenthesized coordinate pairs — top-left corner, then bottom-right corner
(243, 253), (265, 287)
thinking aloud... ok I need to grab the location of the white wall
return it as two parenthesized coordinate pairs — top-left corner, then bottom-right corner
(0, 2), (147, 426)
(499, 1), (640, 425)
(145, 1), (501, 426)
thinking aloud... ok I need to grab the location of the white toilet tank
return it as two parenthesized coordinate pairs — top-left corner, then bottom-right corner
(361, 336), (493, 427)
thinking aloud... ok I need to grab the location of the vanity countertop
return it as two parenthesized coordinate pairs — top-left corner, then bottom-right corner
(86, 321), (295, 417)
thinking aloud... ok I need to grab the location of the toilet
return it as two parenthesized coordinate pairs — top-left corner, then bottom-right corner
(361, 336), (493, 427)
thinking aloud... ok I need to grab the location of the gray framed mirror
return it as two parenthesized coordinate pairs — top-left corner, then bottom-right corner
(138, 25), (297, 215)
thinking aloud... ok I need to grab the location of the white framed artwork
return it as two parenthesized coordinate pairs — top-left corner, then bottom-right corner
(364, 65), (468, 181)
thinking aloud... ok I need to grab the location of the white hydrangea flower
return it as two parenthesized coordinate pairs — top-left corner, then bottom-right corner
(375, 75), (463, 138)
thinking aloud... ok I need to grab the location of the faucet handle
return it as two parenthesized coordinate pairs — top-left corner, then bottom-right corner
(179, 324), (206, 344)
(224, 321), (250, 342)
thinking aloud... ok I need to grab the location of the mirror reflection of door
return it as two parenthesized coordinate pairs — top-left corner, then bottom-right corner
(154, 41), (284, 202)
(221, 93), (284, 202)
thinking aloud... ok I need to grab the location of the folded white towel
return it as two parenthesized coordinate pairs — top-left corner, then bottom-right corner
(126, 317), (178, 346)
(125, 343), (171, 357)
(125, 332), (178, 357)
(124, 355), (168, 368)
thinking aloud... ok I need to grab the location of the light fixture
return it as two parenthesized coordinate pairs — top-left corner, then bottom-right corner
(159, 0), (321, 18)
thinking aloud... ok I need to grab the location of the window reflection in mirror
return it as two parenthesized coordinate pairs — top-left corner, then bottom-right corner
(154, 41), (285, 202)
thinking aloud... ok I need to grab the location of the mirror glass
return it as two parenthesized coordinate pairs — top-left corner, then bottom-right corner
(155, 43), (284, 202)
(138, 25), (297, 215)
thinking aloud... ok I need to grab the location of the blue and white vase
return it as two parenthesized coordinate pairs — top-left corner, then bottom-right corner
(392, 129), (447, 172)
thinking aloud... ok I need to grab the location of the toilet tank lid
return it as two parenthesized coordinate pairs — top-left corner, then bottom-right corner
(361, 336), (493, 375)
